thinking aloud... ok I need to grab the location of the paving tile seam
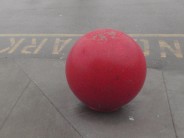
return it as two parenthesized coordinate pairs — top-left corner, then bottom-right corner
(165, 89), (183, 93)
(0, 80), (31, 133)
(14, 60), (83, 138)
(161, 70), (178, 138)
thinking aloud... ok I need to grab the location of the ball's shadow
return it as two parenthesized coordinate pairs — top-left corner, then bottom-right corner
(74, 103), (136, 125)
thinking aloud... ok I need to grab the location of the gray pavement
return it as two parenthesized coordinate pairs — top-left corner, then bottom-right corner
(0, 0), (184, 138)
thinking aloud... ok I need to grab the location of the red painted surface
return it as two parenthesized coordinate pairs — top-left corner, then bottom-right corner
(66, 29), (146, 112)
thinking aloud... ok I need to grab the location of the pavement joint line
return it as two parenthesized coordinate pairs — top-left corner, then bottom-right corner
(14, 60), (83, 138)
(0, 79), (31, 133)
(161, 70), (178, 138)
(0, 34), (184, 37)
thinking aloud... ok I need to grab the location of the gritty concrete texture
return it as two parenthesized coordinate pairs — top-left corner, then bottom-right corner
(0, 81), (81, 138)
(1, 0), (184, 34)
(15, 59), (176, 138)
(0, 59), (30, 129)
(163, 71), (184, 138)
(0, 0), (184, 137)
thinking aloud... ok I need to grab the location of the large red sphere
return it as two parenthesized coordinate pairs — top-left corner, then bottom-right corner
(66, 29), (146, 112)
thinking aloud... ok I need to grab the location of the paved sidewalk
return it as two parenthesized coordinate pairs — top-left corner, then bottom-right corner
(0, 58), (179, 138)
(0, 0), (184, 137)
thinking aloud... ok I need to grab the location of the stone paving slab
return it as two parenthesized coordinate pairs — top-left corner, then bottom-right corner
(0, 59), (30, 129)
(0, 81), (81, 138)
(15, 59), (176, 138)
(163, 71), (184, 138)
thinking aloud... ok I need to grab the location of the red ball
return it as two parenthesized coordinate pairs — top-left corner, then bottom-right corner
(66, 29), (146, 112)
